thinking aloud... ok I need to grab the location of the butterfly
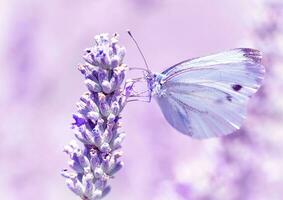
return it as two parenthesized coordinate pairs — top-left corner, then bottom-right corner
(127, 32), (265, 139)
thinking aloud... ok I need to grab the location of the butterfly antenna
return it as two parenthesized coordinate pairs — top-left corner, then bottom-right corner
(127, 30), (150, 73)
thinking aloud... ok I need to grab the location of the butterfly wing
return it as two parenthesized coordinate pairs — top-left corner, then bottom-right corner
(156, 48), (265, 139)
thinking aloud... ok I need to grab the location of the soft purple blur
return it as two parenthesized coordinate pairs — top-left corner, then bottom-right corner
(1, 0), (283, 200)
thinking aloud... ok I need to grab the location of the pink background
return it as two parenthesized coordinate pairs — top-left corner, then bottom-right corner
(1, 0), (283, 199)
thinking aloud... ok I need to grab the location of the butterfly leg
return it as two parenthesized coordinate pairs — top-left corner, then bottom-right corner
(123, 77), (152, 103)
(127, 91), (151, 103)
(127, 98), (151, 103)
(124, 78), (147, 95)
(130, 89), (150, 97)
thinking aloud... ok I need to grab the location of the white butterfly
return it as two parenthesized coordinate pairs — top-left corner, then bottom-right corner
(127, 32), (265, 139)
(148, 48), (265, 139)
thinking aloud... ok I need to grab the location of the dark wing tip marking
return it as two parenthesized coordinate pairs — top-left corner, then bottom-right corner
(238, 48), (262, 64)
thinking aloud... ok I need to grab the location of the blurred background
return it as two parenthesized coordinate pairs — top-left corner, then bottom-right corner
(0, 0), (283, 199)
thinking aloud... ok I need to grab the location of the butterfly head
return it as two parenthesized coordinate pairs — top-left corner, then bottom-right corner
(146, 72), (166, 97)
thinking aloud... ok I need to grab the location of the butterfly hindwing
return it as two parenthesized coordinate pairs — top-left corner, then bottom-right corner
(156, 48), (265, 139)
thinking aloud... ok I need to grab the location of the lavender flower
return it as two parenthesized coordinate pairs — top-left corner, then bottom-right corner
(62, 33), (132, 200)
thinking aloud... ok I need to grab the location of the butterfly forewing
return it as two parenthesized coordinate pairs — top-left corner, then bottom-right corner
(156, 48), (265, 139)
